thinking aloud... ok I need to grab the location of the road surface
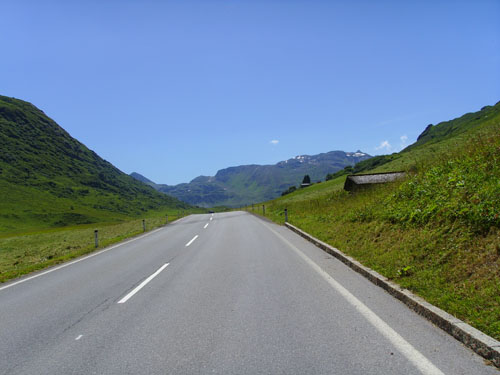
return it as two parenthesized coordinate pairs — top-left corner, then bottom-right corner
(0, 212), (496, 374)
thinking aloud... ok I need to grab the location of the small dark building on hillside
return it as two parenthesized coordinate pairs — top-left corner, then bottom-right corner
(344, 171), (406, 192)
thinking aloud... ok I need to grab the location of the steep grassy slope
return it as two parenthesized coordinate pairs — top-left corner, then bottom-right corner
(406, 103), (499, 150)
(0, 95), (201, 282)
(252, 101), (500, 340)
(0, 95), (191, 234)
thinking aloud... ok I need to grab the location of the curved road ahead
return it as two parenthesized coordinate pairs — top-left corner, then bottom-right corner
(0, 212), (496, 374)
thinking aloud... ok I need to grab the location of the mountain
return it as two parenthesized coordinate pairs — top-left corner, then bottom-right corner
(404, 102), (500, 151)
(129, 172), (157, 187)
(132, 150), (371, 207)
(0, 95), (191, 233)
(347, 100), (500, 175)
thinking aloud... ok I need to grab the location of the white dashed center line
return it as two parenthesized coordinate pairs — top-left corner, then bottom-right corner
(75, 335), (83, 341)
(204, 223), (209, 229)
(185, 235), (199, 247)
(118, 263), (169, 304)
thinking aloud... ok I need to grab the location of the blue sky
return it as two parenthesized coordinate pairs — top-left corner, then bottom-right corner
(1, 1), (499, 184)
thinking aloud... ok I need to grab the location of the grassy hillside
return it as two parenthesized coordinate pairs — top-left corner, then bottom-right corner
(405, 103), (499, 151)
(0, 95), (191, 234)
(0, 95), (203, 282)
(251, 101), (500, 340)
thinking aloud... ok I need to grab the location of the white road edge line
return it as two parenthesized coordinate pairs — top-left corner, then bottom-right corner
(0, 226), (167, 292)
(75, 335), (83, 341)
(204, 223), (209, 229)
(118, 263), (169, 304)
(185, 235), (199, 247)
(263, 224), (445, 375)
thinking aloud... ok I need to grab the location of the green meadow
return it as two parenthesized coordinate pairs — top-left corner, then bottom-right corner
(0, 209), (207, 283)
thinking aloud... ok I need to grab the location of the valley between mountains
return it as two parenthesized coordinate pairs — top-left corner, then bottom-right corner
(131, 150), (371, 207)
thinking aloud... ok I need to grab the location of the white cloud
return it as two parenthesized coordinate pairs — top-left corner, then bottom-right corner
(270, 140), (279, 145)
(375, 140), (392, 151)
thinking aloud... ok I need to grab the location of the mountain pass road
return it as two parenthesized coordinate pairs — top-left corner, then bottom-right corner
(0, 212), (496, 374)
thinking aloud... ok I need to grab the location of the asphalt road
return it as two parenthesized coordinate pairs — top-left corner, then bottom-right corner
(0, 212), (496, 374)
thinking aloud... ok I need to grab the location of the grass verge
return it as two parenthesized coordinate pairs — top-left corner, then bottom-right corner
(0, 213), (188, 283)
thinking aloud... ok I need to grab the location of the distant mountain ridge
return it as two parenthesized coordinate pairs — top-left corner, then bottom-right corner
(132, 150), (371, 207)
(129, 172), (156, 187)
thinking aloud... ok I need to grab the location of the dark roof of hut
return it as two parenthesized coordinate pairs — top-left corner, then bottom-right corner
(344, 171), (406, 191)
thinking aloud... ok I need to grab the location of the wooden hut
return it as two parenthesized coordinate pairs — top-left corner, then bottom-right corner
(344, 171), (406, 192)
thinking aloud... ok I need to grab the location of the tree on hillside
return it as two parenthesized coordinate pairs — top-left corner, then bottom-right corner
(302, 175), (311, 184)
